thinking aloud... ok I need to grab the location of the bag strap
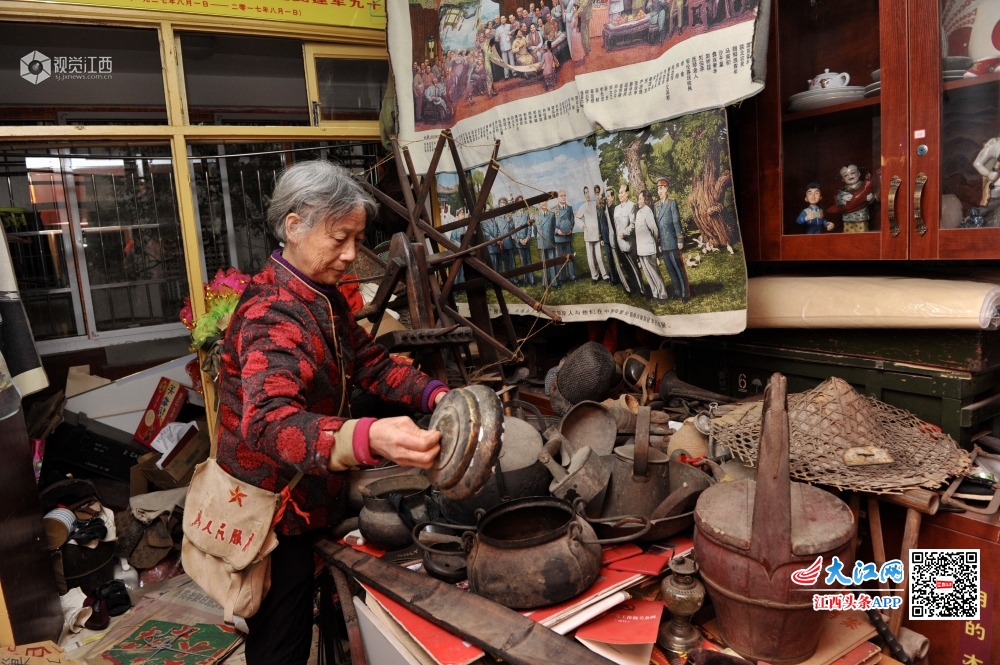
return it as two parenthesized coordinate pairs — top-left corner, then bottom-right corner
(224, 575), (240, 624)
(272, 472), (308, 528)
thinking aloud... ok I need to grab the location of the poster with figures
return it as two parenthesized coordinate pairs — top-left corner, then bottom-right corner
(438, 108), (746, 335)
(390, 0), (766, 171)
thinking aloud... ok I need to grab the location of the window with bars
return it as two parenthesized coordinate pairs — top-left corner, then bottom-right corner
(2, 141), (389, 343)
(0, 145), (189, 340)
(188, 141), (389, 277)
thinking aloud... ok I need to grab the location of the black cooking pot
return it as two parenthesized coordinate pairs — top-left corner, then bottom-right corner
(414, 496), (650, 609)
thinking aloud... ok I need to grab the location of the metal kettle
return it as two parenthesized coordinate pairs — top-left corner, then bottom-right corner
(600, 406), (672, 519)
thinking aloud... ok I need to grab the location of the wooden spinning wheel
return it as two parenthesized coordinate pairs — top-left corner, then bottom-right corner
(355, 131), (567, 384)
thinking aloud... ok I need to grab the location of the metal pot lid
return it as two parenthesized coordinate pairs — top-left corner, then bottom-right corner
(498, 416), (543, 473)
(560, 401), (617, 459)
(359, 474), (430, 501)
(614, 444), (669, 464)
(428, 385), (504, 500)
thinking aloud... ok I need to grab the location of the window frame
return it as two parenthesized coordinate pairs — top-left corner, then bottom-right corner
(0, 5), (387, 443)
(303, 42), (388, 127)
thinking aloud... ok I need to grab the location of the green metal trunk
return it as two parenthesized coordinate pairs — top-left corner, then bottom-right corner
(674, 331), (1000, 446)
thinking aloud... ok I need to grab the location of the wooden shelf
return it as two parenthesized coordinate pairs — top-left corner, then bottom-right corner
(943, 71), (1000, 92)
(782, 96), (880, 123)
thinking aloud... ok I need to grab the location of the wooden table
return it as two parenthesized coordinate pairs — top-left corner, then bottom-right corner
(602, 17), (653, 50)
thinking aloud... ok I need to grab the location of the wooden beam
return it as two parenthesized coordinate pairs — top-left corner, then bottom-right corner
(449, 254), (573, 291)
(437, 190), (556, 233)
(417, 217), (560, 320)
(315, 539), (617, 665)
(442, 305), (515, 360)
(169, 133), (216, 448)
(159, 22), (186, 128)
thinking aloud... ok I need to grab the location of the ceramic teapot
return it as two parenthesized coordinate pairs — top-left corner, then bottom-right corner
(808, 69), (850, 90)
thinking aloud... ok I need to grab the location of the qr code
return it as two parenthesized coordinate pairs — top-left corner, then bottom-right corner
(909, 549), (980, 620)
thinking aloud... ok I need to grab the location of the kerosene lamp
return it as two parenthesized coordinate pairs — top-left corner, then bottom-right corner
(657, 554), (705, 655)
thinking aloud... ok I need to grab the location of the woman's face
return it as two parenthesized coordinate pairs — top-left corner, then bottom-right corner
(283, 206), (366, 285)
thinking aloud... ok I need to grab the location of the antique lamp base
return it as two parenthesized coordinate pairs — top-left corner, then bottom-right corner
(656, 615), (702, 655)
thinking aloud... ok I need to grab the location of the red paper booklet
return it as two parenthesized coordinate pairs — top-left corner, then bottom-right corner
(575, 599), (663, 644)
(342, 538), (385, 558)
(664, 536), (694, 557)
(602, 544), (643, 564)
(575, 600), (664, 665)
(607, 551), (671, 575)
(606, 536), (696, 575)
(362, 585), (484, 665)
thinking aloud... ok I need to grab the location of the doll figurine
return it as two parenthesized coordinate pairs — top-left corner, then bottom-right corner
(973, 137), (1000, 212)
(826, 164), (874, 233)
(796, 183), (835, 234)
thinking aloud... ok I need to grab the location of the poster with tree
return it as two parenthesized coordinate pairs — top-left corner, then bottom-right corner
(439, 108), (746, 335)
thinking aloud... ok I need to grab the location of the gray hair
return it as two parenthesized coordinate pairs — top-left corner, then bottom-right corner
(266, 160), (378, 243)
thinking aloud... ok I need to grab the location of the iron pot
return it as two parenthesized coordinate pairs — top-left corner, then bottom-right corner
(465, 497), (649, 609)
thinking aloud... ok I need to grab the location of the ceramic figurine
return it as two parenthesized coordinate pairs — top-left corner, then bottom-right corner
(826, 164), (874, 233)
(960, 207), (987, 228)
(795, 183), (835, 234)
(973, 137), (1000, 206)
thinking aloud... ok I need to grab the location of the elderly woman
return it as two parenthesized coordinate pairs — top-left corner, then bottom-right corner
(216, 161), (448, 664)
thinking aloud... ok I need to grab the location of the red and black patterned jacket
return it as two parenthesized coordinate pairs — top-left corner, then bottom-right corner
(216, 253), (442, 535)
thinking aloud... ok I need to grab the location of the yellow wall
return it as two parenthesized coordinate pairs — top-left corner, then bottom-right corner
(15, 0), (384, 27)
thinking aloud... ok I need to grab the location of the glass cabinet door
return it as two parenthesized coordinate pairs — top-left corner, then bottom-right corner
(911, 0), (1000, 258)
(754, 0), (909, 260)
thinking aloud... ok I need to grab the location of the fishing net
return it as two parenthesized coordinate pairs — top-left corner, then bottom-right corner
(711, 377), (971, 493)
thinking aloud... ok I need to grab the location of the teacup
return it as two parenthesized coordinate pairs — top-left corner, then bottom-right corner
(808, 69), (851, 90)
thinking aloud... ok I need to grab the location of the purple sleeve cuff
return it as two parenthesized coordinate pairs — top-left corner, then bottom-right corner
(421, 380), (449, 413)
(352, 418), (380, 466)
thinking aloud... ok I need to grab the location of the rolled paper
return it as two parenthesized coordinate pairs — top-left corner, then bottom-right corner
(748, 276), (1000, 329)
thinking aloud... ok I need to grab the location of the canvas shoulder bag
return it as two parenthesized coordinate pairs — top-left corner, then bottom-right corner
(181, 458), (303, 623)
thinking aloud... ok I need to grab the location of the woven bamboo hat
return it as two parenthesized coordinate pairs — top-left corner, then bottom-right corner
(711, 377), (971, 493)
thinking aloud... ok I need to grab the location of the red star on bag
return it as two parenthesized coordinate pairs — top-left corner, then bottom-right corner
(229, 486), (248, 507)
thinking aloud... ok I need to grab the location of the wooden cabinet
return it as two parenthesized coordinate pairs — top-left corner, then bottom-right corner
(736, 0), (1000, 260)
(875, 505), (1000, 664)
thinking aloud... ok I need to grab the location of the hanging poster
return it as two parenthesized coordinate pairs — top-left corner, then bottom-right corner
(439, 108), (746, 336)
(391, 0), (765, 171)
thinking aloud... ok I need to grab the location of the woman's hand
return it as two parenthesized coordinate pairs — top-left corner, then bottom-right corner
(434, 391), (447, 408)
(369, 417), (441, 469)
